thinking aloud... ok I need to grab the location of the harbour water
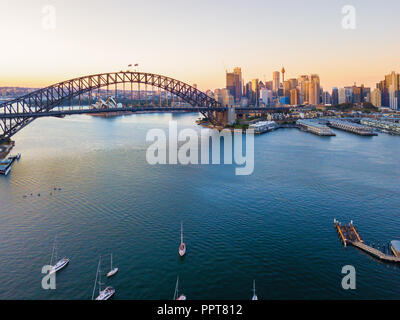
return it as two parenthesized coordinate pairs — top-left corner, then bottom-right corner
(0, 112), (399, 300)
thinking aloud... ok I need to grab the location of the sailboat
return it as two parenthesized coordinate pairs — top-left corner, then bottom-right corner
(173, 276), (186, 300)
(251, 280), (258, 300)
(49, 236), (69, 274)
(179, 222), (186, 257)
(92, 257), (115, 301)
(106, 253), (119, 278)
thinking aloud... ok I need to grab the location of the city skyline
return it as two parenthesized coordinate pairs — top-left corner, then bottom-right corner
(1, 0), (400, 91)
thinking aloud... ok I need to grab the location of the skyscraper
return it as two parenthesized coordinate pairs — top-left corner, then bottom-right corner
(308, 74), (320, 105)
(251, 79), (260, 107)
(273, 71), (280, 92)
(226, 67), (243, 102)
(371, 88), (382, 107)
(331, 87), (339, 105)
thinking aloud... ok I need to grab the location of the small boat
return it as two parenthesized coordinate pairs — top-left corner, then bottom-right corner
(49, 236), (69, 274)
(251, 280), (258, 300)
(173, 276), (186, 300)
(106, 253), (119, 278)
(92, 257), (116, 301)
(179, 222), (186, 257)
(16, 153), (21, 160)
(96, 286), (115, 300)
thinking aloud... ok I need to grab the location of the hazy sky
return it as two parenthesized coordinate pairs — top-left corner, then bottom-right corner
(1, 0), (399, 91)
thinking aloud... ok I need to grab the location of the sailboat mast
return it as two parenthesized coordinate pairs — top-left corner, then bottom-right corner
(111, 254), (113, 270)
(98, 257), (102, 295)
(92, 258), (101, 300)
(181, 222), (183, 244)
(174, 276), (179, 300)
(50, 236), (57, 266)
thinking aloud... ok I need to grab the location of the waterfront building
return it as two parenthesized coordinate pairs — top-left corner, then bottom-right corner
(297, 119), (335, 136)
(328, 120), (376, 136)
(249, 121), (278, 134)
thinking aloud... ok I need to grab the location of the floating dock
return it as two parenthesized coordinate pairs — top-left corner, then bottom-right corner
(334, 219), (400, 263)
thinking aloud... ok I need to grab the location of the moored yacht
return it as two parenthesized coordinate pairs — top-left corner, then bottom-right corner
(49, 236), (69, 274)
(106, 253), (119, 278)
(179, 222), (186, 257)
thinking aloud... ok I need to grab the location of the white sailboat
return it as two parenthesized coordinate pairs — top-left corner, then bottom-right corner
(49, 236), (69, 274)
(92, 257), (115, 301)
(106, 253), (119, 278)
(251, 280), (258, 300)
(179, 222), (186, 257)
(173, 276), (186, 300)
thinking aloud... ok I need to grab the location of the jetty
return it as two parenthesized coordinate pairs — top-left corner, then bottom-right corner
(334, 219), (400, 263)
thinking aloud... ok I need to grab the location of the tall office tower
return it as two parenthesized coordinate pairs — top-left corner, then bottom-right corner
(352, 84), (364, 104)
(273, 71), (280, 92)
(309, 75), (320, 105)
(288, 78), (298, 90)
(251, 79), (260, 107)
(387, 71), (399, 110)
(264, 81), (273, 90)
(297, 75), (309, 104)
(338, 88), (347, 104)
(322, 91), (332, 105)
(283, 81), (291, 97)
(281, 67), (286, 83)
(371, 88), (382, 107)
(233, 67), (243, 102)
(226, 68), (243, 102)
(245, 82), (254, 103)
(226, 72), (235, 99)
(290, 89), (298, 106)
(332, 87), (339, 105)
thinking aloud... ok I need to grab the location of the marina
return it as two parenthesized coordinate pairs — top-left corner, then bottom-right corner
(334, 219), (400, 263)
(360, 118), (400, 135)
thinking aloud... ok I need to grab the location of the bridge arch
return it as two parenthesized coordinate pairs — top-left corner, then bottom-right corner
(0, 71), (223, 141)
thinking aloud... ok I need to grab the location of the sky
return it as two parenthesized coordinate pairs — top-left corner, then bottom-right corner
(1, 0), (399, 91)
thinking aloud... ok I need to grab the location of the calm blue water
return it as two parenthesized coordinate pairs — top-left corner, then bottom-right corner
(0, 113), (399, 300)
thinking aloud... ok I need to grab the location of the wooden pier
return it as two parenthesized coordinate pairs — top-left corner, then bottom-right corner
(334, 219), (400, 263)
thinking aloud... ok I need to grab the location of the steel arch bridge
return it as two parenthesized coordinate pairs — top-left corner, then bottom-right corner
(0, 71), (224, 142)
